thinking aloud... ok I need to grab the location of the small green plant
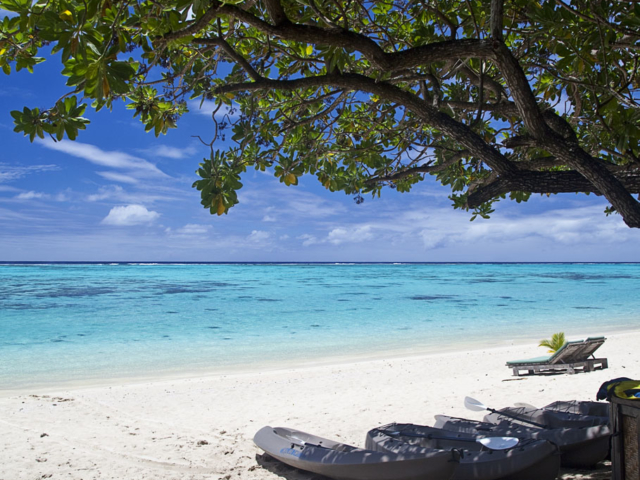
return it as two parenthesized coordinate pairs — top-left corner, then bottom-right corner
(539, 332), (567, 353)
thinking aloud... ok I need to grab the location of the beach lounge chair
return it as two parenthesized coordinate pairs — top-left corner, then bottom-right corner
(506, 337), (608, 376)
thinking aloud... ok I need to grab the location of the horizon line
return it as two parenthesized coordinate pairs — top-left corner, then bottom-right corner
(1, 261), (639, 265)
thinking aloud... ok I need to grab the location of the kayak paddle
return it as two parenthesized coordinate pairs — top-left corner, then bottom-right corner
(464, 396), (548, 429)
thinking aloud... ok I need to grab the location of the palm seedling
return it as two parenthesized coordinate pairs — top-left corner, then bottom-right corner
(539, 332), (567, 353)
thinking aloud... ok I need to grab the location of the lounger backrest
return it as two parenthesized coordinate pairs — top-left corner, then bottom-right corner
(563, 341), (594, 363)
(580, 337), (606, 358)
(549, 337), (606, 364)
(548, 339), (585, 364)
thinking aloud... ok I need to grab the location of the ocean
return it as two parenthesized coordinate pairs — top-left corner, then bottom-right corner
(1, 263), (638, 391)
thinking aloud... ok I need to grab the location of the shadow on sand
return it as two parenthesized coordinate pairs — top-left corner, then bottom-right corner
(256, 453), (612, 480)
(559, 461), (612, 480)
(256, 453), (330, 480)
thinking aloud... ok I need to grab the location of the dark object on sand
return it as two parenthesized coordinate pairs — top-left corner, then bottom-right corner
(515, 400), (610, 422)
(253, 425), (460, 480)
(366, 423), (561, 480)
(485, 405), (609, 429)
(542, 400), (610, 419)
(434, 414), (611, 468)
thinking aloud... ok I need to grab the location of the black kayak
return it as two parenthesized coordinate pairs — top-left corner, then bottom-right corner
(253, 426), (460, 480)
(542, 400), (609, 419)
(484, 405), (609, 429)
(434, 414), (611, 468)
(366, 423), (560, 480)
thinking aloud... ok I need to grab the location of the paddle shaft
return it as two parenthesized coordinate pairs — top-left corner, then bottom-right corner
(486, 407), (547, 429)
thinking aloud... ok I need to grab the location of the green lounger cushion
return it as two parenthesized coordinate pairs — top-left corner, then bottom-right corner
(506, 355), (552, 366)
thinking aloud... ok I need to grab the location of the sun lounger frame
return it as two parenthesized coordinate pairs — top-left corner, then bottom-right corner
(507, 337), (608, 376)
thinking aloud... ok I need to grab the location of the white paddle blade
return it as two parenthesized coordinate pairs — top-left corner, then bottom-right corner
(477, 437), (519, 450)
(464, 396), (488, 412)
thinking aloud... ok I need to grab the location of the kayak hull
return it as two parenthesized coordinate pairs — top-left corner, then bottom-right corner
(254, 426), (460, 480)
(485, 405), (608, 429)
(365, 423), (560, 480)
(434, 415), (610, 468)
(543, 400), (609, 419)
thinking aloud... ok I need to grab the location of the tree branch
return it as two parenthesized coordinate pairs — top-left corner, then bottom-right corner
(263, 0), (288, 26)
(277, 90), (349, 134)
(467, 171), (640, 208)
(215, 73), (520, 176)
(490, 40), (640, 227)
(365, 150), (470, 184)
(490, 0), (504, 41)
(195, 37), (261, 81)
(163, 4), (495, 73)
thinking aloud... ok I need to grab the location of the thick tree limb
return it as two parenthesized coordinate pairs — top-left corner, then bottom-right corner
(391, 40), (494, 71)
(490, 0), (504, 41)
(263, 0), (288, 26)
(503, 135), (536, 149)
(467, 171), (640, 208)
(514, 157), (564, 170)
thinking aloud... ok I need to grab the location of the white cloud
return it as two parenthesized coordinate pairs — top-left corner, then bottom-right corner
(419, 229), (446, 249)
(39, 140), (168, 177)
(15, 191), (48, 200)
(166, 223), (211, 237)
(287, 194), (344, 218)
(296, 225), (375, 246)
(458, 205), (629, 245)
(96, 171), (139, 184)
(101, 205), (160, 226)
(247, 230), (270, 242)
(88, 185), (125, 202)
(326, 226), (374, 245)
(86, 185), (179, 205)
(0, 163), (59, 183)
(138, 145), (198, 160)
(283, 200), (633, 256)
(237, 181), (346, 220)
(297, 233), (319, 247)
(262, 215), (276, 222)
(13, 191), (69, 202)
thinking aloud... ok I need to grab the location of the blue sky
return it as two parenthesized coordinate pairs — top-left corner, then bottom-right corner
(2, 47), (640, 261)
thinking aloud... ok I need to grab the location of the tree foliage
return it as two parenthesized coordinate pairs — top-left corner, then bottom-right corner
(2, 0), (640, 225)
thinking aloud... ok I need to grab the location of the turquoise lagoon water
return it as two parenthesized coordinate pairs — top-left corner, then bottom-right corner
(1, 263), (639, 391)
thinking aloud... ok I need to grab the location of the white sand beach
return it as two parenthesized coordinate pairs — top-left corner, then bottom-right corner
(1, 331), (638, 480)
